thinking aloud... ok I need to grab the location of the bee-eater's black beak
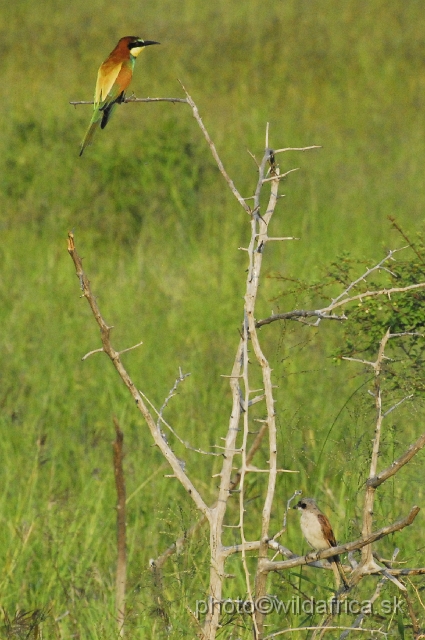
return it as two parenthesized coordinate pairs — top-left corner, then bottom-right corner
(143, 40), (160, 47)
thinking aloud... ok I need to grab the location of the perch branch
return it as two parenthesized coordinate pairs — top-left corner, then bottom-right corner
(70, 97), (188, 106)
(261, 506), (419, 573)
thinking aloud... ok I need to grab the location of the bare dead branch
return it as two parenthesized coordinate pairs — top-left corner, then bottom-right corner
(203, 339), (244, 636)
(272, 491), (303, 543)
(239, 315), (258, 638)
(389, 216), (425, 265)
(346, 330), (424, 577)
(342, 356), (375, 366)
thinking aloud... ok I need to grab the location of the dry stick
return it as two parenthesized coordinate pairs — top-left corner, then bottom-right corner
(312, 335), (425, 636)
(237, 148), (274, 640)
(137, 386), (221, 456)
(67, 232), (210, 522)
(112, 418), (126, 638)
(315, 283), (425, 314)
(360, 330), (390, 573)
(186, 118), (312, 638)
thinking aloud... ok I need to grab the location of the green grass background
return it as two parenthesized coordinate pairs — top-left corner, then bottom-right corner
(1, 0), (425, 637)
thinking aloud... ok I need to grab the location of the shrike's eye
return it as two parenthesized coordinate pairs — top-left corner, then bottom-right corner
(301, 502), (306, 509)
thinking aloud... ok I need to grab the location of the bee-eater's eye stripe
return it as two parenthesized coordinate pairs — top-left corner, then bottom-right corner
(128, 41), (144, 49)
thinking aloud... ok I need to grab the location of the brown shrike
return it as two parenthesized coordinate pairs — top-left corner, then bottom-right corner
(294, 498), (349, 590)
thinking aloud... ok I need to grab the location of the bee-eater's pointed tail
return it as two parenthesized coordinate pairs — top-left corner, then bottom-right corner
(79, 117), (101, 156)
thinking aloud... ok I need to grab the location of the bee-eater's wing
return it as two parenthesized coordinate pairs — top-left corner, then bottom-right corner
(80, 59), (134, 156)
(95, 61), (123, 106)
(80, 62), (124, 156)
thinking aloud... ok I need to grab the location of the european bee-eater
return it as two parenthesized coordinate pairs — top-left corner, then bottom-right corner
(79, 36), (159, 156)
